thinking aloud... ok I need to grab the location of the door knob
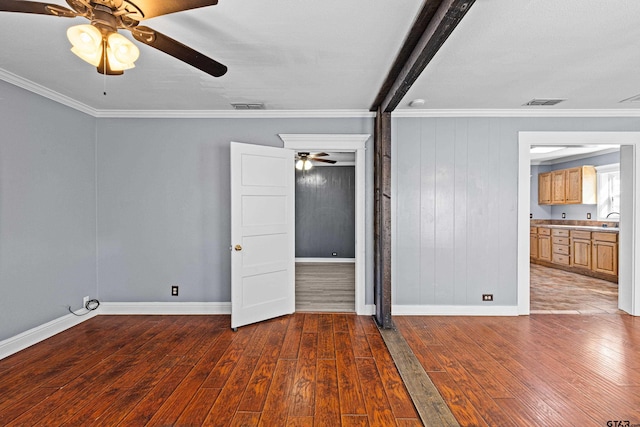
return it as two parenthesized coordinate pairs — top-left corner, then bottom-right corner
(234, 244), (242, 251)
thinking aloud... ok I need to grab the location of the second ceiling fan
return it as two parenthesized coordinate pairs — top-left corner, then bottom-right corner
(295, 152), (336, 170)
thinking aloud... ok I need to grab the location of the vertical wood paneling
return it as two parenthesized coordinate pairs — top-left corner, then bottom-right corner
(394, 117), (520, 307)
(498, 119), (520, 304)
(464, 118), (492, 304)
(420, 119), (437, 304)
(453, 118), (469, 304)
(394, 118), (422, 305)
(434, 119), (456, 304)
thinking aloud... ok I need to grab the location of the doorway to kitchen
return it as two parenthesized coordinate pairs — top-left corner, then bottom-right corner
(280, 134), (370, 315)
(518, 132), (640, 316)
(529, 145), (621, 313)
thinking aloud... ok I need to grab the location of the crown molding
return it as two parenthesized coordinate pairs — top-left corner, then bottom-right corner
(393, 108), (640, 118)
(6, 69), (640, 119)
(95, 109), (377, 118)
(280, 133), (370, 150)
(0, 68), (97, 117)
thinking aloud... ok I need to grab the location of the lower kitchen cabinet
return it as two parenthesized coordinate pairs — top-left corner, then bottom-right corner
(530, 225), (618, 282)
(538, 228), (551, 262)
(592, 232), (618, 276)
(571, 230), (592, 270)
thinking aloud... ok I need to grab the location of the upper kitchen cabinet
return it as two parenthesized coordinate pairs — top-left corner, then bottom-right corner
(538, 166), (596, 205)
(538, 172), (552, 204)
(551, 170), (566, 204)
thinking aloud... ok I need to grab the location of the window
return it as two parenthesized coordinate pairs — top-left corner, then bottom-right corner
(596, 163), (620, 220)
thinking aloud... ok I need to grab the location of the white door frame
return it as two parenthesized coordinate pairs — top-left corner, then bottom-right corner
(518, 131), (640, 316)
(279, 133), (371, 315)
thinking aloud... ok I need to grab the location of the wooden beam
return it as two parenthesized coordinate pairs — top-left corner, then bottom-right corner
(374, 108), (393, 329)
(371, 0), (475, 112)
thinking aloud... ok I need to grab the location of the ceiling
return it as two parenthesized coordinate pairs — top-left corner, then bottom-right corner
(530, 145), (620, 165)
(1, 0), (640, 113)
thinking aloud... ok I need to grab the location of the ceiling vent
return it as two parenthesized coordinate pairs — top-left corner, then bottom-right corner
(523, 98), (566, 106)
(231, 103), (265, 110)
(619, 94), (640, 103)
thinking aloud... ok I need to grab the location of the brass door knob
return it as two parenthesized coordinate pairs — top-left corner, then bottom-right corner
(234, 244), (242, 251)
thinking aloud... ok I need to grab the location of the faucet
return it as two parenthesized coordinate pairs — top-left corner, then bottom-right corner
(606, 212), (620, 219)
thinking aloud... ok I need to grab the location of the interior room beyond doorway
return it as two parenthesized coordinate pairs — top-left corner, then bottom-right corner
(294, 151), (356, 312)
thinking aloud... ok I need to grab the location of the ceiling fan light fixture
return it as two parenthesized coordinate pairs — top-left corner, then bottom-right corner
(67, 24), (103, 67)
(295, 159), (313, 171)
(106, 32), (139, 70)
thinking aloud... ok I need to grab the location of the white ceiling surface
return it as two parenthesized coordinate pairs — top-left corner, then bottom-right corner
(2, 0), (640, 113)
(530, 145), (619, 165)
(403, 0), (640, 111)
(0, 0), (423, 111)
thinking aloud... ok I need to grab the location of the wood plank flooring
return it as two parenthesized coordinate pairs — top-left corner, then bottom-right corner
(295, 262), (355, 312)
(530, 263), (620, 314)
(0, 314), (420, 426)
(396, 314), (640, 426)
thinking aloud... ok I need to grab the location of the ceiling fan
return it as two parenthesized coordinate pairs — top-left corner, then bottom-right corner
(0, 0), (227, 76)
(295, 152), (336, 171)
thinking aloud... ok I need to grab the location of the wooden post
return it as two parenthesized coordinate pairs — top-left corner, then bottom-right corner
(374, 108), (393, 329)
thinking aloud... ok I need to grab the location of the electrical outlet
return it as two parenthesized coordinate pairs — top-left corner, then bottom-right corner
(482, 294), (493, 302)
(171, 286), (179, 296)
(83, 296), (89, 308)
(530, 213), (533, 219)
(587, 213), (591, 219)
(562, 213), (566, 219)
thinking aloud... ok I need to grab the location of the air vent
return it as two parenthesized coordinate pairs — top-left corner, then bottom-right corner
(523, 98), (566, 106)
(619, 94), (640, 103)
(231, 103), (265, 110)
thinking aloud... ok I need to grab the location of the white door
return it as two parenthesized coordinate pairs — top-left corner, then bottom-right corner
(230, 142), (295, 329)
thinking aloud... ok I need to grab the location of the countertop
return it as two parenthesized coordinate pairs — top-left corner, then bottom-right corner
(539, 224), (619, 233)
(531, 220), (619, 233)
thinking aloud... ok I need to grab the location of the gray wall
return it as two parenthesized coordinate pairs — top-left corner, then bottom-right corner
(295, 166), (355, 258)
(393, 117), (640, 308)
(0, 81), (97, 341)
(96, 118), (373, 304)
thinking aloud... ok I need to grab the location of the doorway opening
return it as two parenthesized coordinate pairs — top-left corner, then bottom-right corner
(518, 132), (640, 316)
(294, 152), (356, 312)
(529, 145), (621, 313)
(280, 134), (370, 315)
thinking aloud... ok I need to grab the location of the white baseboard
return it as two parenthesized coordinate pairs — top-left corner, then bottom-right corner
(99, 301), (232, 315)
(392, 305), (519, 316)
(295, 257), (356, 263)
(0, 309), (99, 360)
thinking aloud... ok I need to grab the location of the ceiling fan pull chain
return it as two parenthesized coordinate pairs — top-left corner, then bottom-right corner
(103, 39), (107, 95)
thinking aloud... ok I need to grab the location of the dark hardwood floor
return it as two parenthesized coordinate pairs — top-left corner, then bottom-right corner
(0, 314), (420, 426)
(3, 311), (640, 426)
(395, 314), (640, 426)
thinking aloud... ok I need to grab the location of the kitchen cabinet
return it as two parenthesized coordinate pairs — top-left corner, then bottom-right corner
(551, 229), (570, 265)
(530, 227), (539, 259)
(537, 227), (551, 262)
(551, 170), (566, 204)
(530, 223), (618, 282)
(592, 232), (618, 276)
(538, 173), (551, 205)
(538, 166), (596, 205)
(571, 230), (592, 270)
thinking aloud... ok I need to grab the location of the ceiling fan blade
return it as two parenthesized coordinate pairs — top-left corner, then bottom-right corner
(127, 0), (217, 20)
(0, 0), (77, 16)
(310, 152), (329, 158)
(312, 158), (337, 164)
(130, 26), (227, 77)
